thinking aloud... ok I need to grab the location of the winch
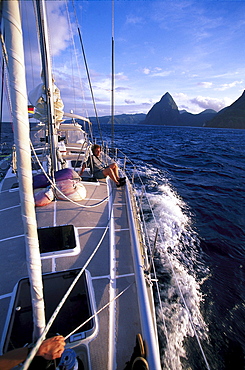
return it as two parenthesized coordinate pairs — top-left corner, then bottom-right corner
(57, 349), (78, 370)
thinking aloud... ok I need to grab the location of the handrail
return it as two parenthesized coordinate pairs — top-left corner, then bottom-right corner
(117, 148), (211, 370)
(124, 182), (162, 370)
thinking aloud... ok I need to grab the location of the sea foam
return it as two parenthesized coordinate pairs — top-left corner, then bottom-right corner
(145, 181), (209, 369)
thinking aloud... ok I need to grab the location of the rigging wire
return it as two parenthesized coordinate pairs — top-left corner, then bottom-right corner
(33, 0), (58, 175)
(21, 180), (129, 370)
(22, 215), (110, 369)
(136, 194), (171, 352)
(111, 0), (115, 156)
(64, 1), (78, 115)
(64, 283), (133, 340)
(0, 5), (5, 134)
(21, 1), (36, 92)
(64, 0), (90, 126)
(71, 0), (103, 144)
(0, 32), (13, 121)
(129, 179), (172, 364)
(0, 57), (4, 138)
(117, 149), (211, 370)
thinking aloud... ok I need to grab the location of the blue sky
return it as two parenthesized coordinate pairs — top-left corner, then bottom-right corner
(3, 0), (245, 120)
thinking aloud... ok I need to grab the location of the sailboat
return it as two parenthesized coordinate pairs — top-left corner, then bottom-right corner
(0, 1), (161, 368)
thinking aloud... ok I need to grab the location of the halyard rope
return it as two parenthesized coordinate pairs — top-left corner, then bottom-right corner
(22, 197), (113, 369)
(64, 283), (134, 340)
(26, 143), (210, 369)
(21, 176), (134, 369)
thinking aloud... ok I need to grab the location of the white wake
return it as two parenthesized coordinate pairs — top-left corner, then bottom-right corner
(145, 181), (209, 369)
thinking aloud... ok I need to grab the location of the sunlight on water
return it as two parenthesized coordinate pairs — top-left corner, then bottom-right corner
(146, 181), (209, 369)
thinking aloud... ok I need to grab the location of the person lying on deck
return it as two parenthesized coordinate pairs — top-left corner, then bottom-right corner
(0, 335), (65, 370)
(79, 144), (126, 187)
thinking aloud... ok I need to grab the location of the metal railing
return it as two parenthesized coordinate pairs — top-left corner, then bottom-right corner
(115, 148), (211, 370)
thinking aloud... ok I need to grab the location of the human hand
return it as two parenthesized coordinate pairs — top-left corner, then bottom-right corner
(36, 336), (65, 360)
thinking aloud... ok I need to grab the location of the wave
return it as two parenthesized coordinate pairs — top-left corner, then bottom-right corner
(100, 123), (245, 368)
(144, 181), (209, 369)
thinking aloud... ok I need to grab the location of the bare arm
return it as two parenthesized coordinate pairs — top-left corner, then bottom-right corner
(0, 347), (28, 370)
(0, 336), (65, 370)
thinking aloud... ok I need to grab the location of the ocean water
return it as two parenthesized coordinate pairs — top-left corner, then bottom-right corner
(98, 124), (245, 370)
(1, 122), (244, 369)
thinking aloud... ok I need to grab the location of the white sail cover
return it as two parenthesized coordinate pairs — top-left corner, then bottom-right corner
(29, 78), (64, 126)
(2, 0), (46, 339)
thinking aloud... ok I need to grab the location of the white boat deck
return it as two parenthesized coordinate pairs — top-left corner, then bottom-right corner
(0, 169), (157, 369)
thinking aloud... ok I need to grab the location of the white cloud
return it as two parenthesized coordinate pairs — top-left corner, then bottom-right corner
(173, 92), (235, 113)
(143, 68), (151, 75)
(151, 70), (172, 78)
(189, 95), (233, 112)
(46, 2), (71, 56)
(198, 82), (213, 88)
(174, 92), (189, 101)
(20, 1), (245, 120)
(115, 72), (128, 81)
(216, 80), (243, 91)
(142, 67), (172, 77)
(126, 15), (144, 25)
(93, 78), (111, 96)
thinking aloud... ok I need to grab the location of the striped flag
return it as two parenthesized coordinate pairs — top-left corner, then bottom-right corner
(28, 105), (34, 114)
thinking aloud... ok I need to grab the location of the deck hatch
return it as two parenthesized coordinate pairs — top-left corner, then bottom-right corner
(38, 225), (76, 254)
(3, 269), (95, 352)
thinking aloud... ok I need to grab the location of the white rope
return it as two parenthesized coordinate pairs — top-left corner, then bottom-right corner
(21, 213), (111, 370)
(22, 152), (122, 368)
(30, 140), (110, 208)
(64, 283), (133, 340)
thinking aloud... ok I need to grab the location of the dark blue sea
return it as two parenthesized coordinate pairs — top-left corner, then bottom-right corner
(2, 122), (244, 369)
(97, 124), (245, 370)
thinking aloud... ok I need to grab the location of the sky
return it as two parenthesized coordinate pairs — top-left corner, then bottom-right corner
(3, 0), (245, 121)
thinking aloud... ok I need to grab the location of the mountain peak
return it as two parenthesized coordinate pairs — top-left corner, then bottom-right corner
(160, 92), (171, 99)
(200, 109), (217, 115)
(142, 93), (179, 125)
(206, 90), (245, 129)
(159, 92), (176, 105)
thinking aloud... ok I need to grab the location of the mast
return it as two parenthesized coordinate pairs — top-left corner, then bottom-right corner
(2, 0), (46, 340)
(34, 0), (58, 175)
(111, 0), (115, 155)
(0, 58), (4, 142)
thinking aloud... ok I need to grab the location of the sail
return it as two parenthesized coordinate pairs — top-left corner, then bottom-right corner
(28, 78), (64, 126)
(2, 0), (45, 340)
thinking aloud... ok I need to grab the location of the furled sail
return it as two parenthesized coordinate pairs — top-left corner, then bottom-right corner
(2, 0), (46, 340)
(28, 75), (64, 127)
